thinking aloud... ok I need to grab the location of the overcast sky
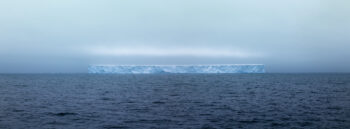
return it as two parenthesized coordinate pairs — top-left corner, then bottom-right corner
(0, 0), (349, 73)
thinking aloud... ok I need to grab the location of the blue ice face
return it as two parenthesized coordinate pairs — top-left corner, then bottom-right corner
(88, 64), (265, 74)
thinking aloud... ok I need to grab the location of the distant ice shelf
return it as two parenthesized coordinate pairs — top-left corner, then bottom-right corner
(88, 64), (265, 74)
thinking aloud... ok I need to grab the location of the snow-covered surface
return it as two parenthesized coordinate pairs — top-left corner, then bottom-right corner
(88, 64), (265, 74)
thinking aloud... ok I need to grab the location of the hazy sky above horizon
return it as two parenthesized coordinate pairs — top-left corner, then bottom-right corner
(1, 0), (349, 73)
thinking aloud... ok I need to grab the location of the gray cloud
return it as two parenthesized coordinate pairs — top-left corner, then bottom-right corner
(0, 0), (349, 73)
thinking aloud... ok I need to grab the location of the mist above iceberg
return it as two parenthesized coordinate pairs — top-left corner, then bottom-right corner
(88, 64), (265, 74)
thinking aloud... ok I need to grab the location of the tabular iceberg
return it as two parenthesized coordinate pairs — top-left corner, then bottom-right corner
(88, 64), (265, 74)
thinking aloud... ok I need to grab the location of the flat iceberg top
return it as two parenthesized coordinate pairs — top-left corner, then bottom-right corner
(88, 64), (265, 74)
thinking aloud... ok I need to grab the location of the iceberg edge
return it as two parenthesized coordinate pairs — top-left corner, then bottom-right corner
(88, 64), (265, 74)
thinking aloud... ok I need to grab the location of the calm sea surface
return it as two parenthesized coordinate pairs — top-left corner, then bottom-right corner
(0, 74), (349, 129)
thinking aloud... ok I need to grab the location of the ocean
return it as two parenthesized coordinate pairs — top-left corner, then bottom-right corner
(0, 74), (349, 129)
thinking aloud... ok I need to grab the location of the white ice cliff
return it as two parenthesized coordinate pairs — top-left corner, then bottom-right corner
(88, 64), (265, 74)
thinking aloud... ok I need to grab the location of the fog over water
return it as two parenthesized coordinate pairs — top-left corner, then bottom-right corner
(0, 0), (349, 73)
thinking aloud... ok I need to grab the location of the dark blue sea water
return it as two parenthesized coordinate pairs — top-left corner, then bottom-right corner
(0, 74), (349, 129)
